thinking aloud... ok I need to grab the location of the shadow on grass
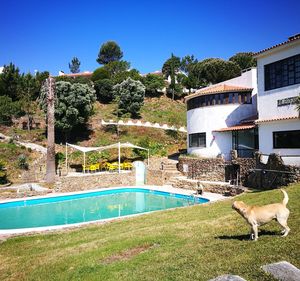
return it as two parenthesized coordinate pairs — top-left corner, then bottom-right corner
(216, 230), (279, 241)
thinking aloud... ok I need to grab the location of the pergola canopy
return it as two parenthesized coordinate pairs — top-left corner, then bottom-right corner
(65, 142), (149, 174)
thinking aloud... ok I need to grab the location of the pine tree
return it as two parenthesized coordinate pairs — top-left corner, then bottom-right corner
(69, 57), (81, 73)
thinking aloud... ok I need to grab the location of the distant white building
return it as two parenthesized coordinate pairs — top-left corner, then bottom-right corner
(0, 66), (4, 74)
(185, 68), (258, 159)
(254, 34), (300, 157)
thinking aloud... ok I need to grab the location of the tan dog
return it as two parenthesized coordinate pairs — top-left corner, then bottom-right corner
(232, 189), (290, 241)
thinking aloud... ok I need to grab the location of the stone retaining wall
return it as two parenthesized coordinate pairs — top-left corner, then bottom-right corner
(56, 172), (136, 192)
(247, 153), (300, 189)
(146, 169), (164, 186)
(178, 157), (225, 181)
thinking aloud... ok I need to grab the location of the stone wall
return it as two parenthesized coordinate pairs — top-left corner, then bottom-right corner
(146, 169), (164, 186)
(178, 157), (226, 181)
(231, 157), (256, 186)
(56, 172), (135, 193)
(247, 153), (300, 189)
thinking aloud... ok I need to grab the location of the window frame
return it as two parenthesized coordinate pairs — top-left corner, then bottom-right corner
(189, 132), (206, 148)
(273, 130), (300, 149)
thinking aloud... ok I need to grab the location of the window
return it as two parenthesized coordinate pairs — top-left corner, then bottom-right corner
(186, 92), (252, 110)
(189, 133), (206, 148)
(273, 130), (300, 148)
(265, 54), (300, 91)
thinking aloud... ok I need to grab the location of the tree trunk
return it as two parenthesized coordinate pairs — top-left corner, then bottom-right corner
(45, 77), (56, 183)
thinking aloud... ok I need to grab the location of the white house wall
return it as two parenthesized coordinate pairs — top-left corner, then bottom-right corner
(187, 103), (256, 159)
(186, 68), (257, 159)
(258, 119), (300, 156)
(256, 43), (300, 120)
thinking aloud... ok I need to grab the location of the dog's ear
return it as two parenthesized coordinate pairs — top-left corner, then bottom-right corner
(238, 201), (248, 214)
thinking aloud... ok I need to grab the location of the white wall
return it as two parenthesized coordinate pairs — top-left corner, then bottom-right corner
(187, 103), (256, 159)
(186, 69), (257, 159)
(258, 119), (300, 156)
(256, 42), (300, 120)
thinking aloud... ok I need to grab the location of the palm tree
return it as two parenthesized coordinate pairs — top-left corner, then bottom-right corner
(45, 77), (56, 183)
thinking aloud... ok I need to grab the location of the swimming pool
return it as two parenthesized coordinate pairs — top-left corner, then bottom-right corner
(0, 187), (209, 233)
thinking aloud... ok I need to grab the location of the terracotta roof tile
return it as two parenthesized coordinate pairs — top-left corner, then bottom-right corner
(60, 72), (93, 77)
(254, 34), (300, 57)
(213, 124), (255, 132)
(185, 84), (253, 101)
(255, 116), (300, 123)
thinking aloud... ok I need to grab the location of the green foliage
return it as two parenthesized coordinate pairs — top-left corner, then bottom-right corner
(55, 75), (91, 84)
(180, 55), (198, 74)
(55, 152), (65, 164)
(0, 160), (8, 184)
(194, 58), (241, 84)
(69, 57), (81, 73)
(97, 41), (123, 64)
(94, 79), (114, 103)
(91, 67), (111, 82)
(162, 54), (181, 79)
(18, 154), (29, 170)
(113, 69), (141, 84)
(103, 61), (130, 77)
(0, 95), (22, 124)
(229, 52), (257, 70)
(134, 137), (166, 158)
(0, 63), (21, 101)
(40, 81), (96, 137)
(113, 78), (145, 118)
(142, 74), (165, 97)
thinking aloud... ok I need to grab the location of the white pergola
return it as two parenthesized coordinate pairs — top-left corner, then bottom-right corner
(65, 142), (150, 174)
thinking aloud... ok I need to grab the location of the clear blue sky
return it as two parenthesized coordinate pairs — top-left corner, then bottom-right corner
(1, 0), (299, 75)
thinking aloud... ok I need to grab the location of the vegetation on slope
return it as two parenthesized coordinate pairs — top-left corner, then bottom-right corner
(0, 185), (299, 281)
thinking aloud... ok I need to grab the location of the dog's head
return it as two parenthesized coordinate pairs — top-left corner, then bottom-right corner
(232, 201), (248, 216)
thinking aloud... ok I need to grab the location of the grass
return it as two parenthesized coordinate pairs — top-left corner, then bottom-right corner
(0, 184), (299, 281)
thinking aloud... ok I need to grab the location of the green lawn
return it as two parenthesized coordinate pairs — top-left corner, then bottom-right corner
(0, 185), (299, 281)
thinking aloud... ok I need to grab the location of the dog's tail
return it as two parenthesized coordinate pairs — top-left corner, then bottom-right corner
(281, 189), (289, 206)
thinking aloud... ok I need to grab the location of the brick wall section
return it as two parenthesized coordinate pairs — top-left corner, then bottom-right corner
(56, 172), (135, 192)
(178, 157), (226, 181)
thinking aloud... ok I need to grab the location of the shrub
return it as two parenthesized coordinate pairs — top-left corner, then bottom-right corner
(91, 67), (111, 82)
(18, 154), (29, 170)
(94, 79), (114, 103)
(0, 160), (8, 184)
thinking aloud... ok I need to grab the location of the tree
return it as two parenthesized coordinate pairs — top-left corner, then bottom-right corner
(94, 79), (114, 103)
(162, 54), (181, 79)
(103, 60), (130, 77)
(113, 69), (141, 84)
(18, 73), (38, 131)
(0, 63), (21, 101)
(0, 96), (21, 125)
(142, 74), (165, 97)
(68, 57), (81, 73)
(97, 41), (123, 64)
(113, 78), (145, 118)
(91, 67), (111, 81)
(229, 52), (257, 70)
(180, 55), (198, 74)
(40, 81), (96, 139)
(194, 58), (241, 85)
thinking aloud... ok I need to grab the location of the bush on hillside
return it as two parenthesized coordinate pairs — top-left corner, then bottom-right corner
(113, 78), (145, 118)
(94, 79), (114, 103)
(0, 160), (8, 184)
(91, 67), (111, 82)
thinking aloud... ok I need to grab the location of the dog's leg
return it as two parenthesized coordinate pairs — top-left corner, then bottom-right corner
(277, 217), (290, 237)
(252, 224), (258, 241)
(249, 228), (255, 240)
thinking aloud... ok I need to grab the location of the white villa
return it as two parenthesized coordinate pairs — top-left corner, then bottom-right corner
(254, 34), (300, 157)
(185, 68), (258, 159)
(186, 34), (300, 161)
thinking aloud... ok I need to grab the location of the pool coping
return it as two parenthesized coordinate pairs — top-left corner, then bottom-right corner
(0, 185), (226, 236)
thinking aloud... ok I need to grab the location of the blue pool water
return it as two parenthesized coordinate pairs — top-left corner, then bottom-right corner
(0, 188), (209, 230)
